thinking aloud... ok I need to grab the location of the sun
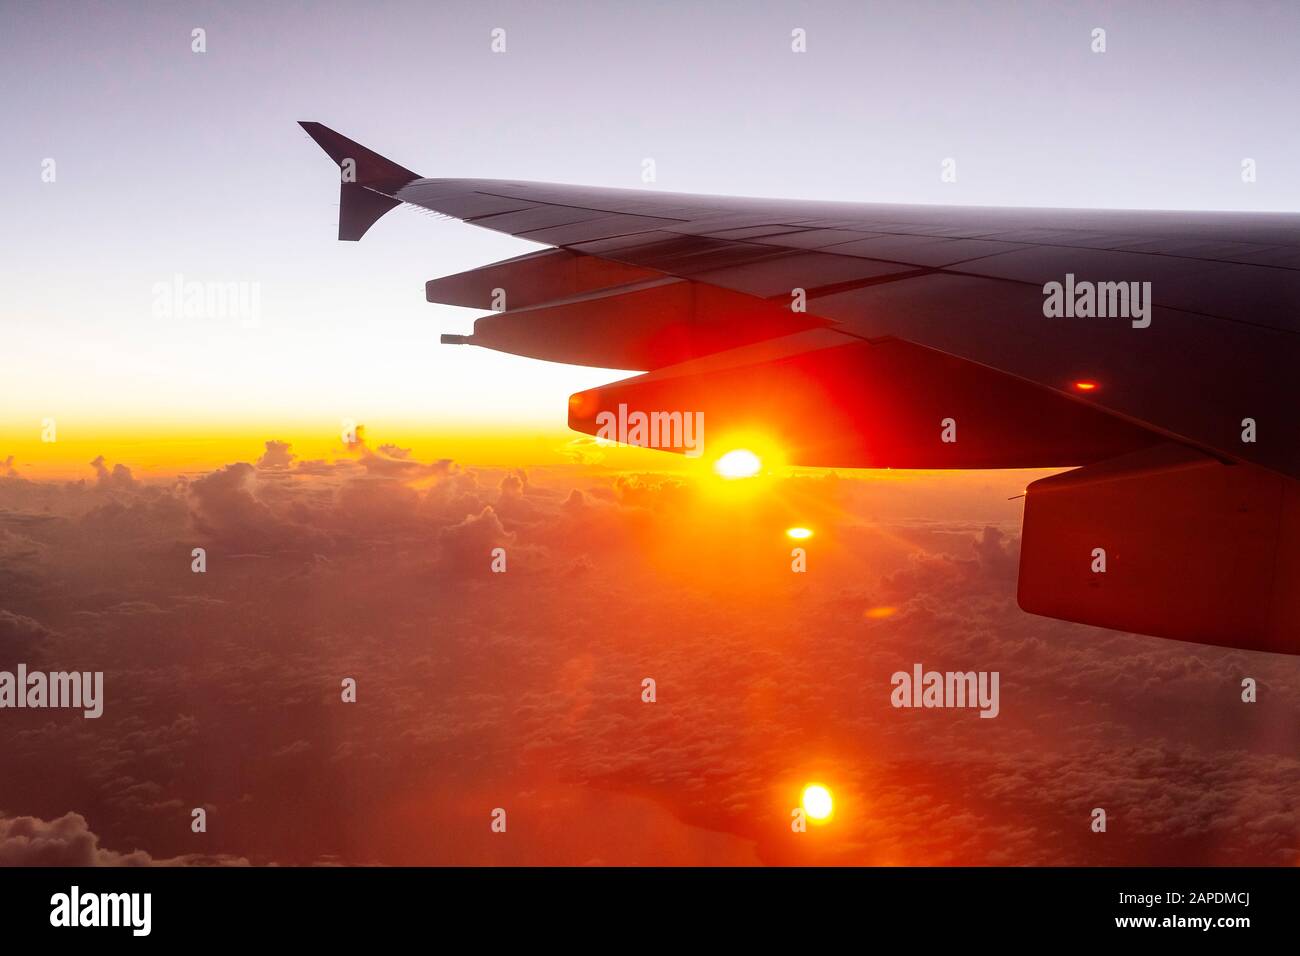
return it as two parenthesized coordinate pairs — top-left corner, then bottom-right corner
(786, 527), (813, 540)
(714, 449), (762, 479)
(801, 783), (833, 822)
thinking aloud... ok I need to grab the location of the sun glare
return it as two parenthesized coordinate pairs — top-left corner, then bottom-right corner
(714, 449), (762, 479)
(786, 527), (813, 539)
(802, 784), (834, 822)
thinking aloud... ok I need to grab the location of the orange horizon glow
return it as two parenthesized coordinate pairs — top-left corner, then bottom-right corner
(0, 421), (708, 480)
(2, 418), (1073, 489)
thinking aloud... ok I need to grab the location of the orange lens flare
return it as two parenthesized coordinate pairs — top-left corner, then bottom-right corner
(1073, 380), (1099, 392)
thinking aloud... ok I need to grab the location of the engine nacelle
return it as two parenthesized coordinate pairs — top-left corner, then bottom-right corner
(1019, 443), (1300, 653)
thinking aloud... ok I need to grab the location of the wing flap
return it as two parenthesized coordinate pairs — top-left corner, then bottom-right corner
(444, 277), (829, 370)
(425, 249), (658, 311)
(567, 333), (1161, 467)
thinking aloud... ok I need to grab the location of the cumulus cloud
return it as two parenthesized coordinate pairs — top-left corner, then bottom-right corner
(255, 440), (295, 470)
(557, 436), (606, 466)
(359, 444), (454, 479)
(0, 608), (50, 642)
(438, 505), (512, 573)
(90, 456), (138, 491)
(0, 608), (52, 665)
(188, 463), (283, 543)
(0, 812), (247, 866)
(0, 448), (1295, 866)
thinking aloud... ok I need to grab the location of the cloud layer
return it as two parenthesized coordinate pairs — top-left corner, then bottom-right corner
(0, 442), (1296, 865)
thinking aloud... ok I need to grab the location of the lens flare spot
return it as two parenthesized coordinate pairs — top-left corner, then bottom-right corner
(1073, 380), (1099, 392)
(786, 527), (813, 540)
(715, 449), (762, 479)
(802, 784), (833, 821)
(863, 606), (896, 620)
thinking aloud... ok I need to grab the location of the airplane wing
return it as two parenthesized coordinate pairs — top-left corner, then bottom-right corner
(300, 121), (1300, 655)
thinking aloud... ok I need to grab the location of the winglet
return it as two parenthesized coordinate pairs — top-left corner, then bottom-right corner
(299, 122), (420, 241)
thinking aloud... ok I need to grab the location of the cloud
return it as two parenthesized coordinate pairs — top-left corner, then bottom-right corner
(0, 447), (1296, 866)
(0, 812), (248, 866)
(0, 608), (52, 665)
(255, 440), (295, 470)
(557, 437), (606, 466)
(0, 608), (50, 641)
(499, 470), (525, 498)
(358, 441), (455, 479)
(90, 456), (138, 491)
(332, 477), (422, 532)
(186, 462), (328, 551)
(438, 505), (512, 573)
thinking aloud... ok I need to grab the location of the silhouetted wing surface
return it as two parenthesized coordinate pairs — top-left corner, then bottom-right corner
(302, 123), (1300, 653)
(399, 177), (1300, 481)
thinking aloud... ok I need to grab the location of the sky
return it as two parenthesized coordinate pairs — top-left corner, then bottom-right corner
(3, 0), (1300, 473)
(1, 0), (1298, 867)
